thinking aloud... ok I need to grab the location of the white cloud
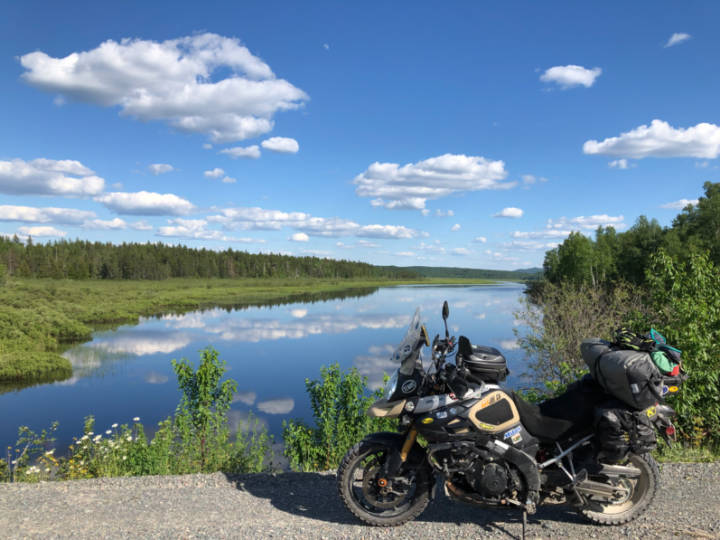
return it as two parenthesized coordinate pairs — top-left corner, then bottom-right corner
(220, 145), (261, 159)
(148, 163), (174, 175)
(548, 214), (625, 230)
(452, 247), (471, 256)
(583, 120), (720, 159)
(145, 371), (169, 384)
(261, 136), (299, 154)
(493, 207), (524, 218)
(0, 205), (95, 224)
(204, 167), (225, 179)
(17, 225), (66, 237)
(95, 191), (194, 215)
(157, 218), (261, 242)
(511, 214), (625, 246)
(232, 391), (257, 406)
(257, 397), (295, 415)
(290, 309), (307, 318)
(499, 339), (520, 350)
(84, 218), (127, 230)
(665, 33), (691, 48)
(0, 158), (104, 196)
(20, 33), (309, 143)
(202, 143), (213, 150)
(130, 220), (153, 231)
(451, 223), (461, 231)
(435, 209), (454, 217)
(290, 232), (309, 242)
(609, 159), (631, 169)
(507, 239), (560, 251)
(221, 176), (237, 184)
(208, 206), (422, 239)
(540, 65), (602, 88)
(396, 251), (416, 257)
(474, 236), (487, 243)
(354, 153), (512, 210)
(323, 43), (330, 51)
(661, 198), (698, 210)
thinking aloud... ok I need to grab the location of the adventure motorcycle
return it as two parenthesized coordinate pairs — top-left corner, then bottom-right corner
(337, 302), (678, 535)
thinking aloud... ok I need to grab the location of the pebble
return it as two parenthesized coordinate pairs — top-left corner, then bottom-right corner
(0, 463), (718, 539)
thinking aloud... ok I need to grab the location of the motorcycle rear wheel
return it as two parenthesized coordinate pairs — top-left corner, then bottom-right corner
(337, 439), (432, 527)
(578, 453), (660, 525)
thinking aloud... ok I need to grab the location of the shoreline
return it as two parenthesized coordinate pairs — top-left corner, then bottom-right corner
(0, 277), (500, 385)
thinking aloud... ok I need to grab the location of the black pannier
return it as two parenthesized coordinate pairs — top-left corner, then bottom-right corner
(457, 336), (509, 383)
(581, 338), (664, 410)
(594, 401), (657, 463)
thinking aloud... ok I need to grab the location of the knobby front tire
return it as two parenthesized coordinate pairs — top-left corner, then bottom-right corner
(337, 439), (432, 527)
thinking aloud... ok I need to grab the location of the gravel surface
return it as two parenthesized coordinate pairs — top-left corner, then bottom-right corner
(1, 463), (719, 539)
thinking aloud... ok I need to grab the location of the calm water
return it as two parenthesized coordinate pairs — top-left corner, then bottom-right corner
(0, 283), (527, 451)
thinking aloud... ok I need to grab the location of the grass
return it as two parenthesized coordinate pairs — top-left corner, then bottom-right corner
(0, 276), (494, 384)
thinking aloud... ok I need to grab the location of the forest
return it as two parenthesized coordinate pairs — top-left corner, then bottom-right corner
(0, 239), (418, 281)
(542, 181), (720, 287)
(522, 181), (720, 451)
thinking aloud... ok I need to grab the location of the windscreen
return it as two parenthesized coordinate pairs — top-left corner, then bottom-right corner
(391, 308), (423, 366)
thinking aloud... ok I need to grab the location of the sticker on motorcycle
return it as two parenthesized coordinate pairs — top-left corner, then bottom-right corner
(401, 380), (417, 394)
(503, 426), (521, 440)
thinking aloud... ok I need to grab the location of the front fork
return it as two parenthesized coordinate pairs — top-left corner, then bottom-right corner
(382, 426), (418, 477)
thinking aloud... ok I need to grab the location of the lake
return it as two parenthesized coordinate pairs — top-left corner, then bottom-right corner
(0, 283), (528, 452)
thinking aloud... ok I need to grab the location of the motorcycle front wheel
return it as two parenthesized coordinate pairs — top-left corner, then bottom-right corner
(337, 438), (432, 527)
(578, 453), (660, 525)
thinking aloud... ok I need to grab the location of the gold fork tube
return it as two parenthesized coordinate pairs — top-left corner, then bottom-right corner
(400, 427), (418, 462)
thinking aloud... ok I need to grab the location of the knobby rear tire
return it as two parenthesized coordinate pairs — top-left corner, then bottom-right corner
(337, 439), (432, 527)
(579, 453), (660, 525)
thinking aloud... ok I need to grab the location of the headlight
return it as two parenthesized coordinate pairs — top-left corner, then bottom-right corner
(384, 370), (399, 400)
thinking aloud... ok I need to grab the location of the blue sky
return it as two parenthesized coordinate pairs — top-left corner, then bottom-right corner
(1, 1), (718, 269)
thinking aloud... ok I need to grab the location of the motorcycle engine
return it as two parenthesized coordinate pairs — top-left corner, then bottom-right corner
(468, 461), (517, 499)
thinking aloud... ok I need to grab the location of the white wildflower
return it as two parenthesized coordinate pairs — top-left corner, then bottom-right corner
(111, 423), (118, 428)
(44, 449), (54, 456)
(105, 430), (112, 435)
(80, 435), (89, 441)
(126, 436), (132, 442)
(11, 460), (17, 465)
(132, 417), (140, 422)
(93, 435), (102, 443)
(45, 468), (50, 473)
(88, 432), (94, 436)
(122, 456), (127, 461)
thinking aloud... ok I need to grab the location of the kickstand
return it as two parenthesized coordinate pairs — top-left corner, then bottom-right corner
(521, 509), (527, 540)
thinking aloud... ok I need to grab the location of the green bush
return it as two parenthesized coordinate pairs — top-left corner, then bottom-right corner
(646, 250), (720, 448)
(283, 363), (395, 471)
(2, 347), (271, 482)
(515, 280), (648, 390)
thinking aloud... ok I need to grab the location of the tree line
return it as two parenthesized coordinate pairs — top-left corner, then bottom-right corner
(0, 238), (418, 281)
(543, 181), (720, 287)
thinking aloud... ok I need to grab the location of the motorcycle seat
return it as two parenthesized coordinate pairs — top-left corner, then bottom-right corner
(511, 392), (578, 443)
(511, 376), (607, 443)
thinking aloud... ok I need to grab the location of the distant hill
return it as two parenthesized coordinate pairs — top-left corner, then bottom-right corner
(380, 265), (543, 281)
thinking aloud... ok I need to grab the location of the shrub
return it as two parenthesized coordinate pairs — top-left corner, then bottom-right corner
(3, 347), (272, 482)
(646, 250), (720, 448)
(283, 363), (395, 471)
(515, 280), (648, 390)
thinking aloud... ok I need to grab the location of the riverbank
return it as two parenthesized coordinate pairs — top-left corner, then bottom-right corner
(0, 277), (494, 384)
(1, 464), (718, 539)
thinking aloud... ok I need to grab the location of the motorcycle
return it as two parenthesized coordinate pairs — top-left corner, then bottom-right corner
(337, 302), (678, 537)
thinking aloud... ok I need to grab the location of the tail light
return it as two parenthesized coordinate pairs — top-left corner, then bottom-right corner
(666, 424), (676, 437)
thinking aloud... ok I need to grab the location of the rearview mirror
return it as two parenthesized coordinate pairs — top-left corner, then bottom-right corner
(442, 301), (449, 320)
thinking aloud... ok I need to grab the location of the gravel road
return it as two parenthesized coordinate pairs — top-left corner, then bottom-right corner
(1, 463), (719, 539)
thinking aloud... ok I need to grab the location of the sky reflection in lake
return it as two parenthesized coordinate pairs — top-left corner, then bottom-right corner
(0, 283), (526, 451)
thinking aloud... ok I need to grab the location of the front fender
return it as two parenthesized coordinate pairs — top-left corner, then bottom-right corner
(361, 431), (436, 499)
(361, 431), (428, 469)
